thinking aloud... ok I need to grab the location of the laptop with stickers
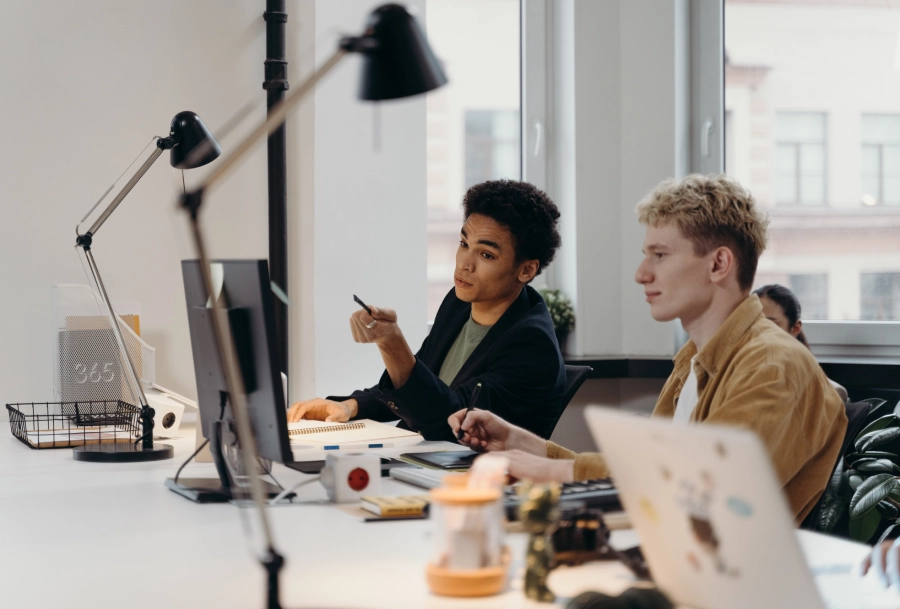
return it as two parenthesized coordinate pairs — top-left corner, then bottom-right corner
(584, 406), (898, 609)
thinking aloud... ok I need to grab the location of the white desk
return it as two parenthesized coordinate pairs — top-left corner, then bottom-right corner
(1, 426), (895, 609)
(0, 426), (640, 608)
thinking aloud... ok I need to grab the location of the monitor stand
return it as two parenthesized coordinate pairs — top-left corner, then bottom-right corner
(165, 418), (284, 503)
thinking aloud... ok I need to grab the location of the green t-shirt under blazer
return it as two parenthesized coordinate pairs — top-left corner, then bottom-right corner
(438, 313), (492, 385)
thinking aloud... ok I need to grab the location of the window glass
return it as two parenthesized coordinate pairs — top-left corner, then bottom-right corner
(861, 115), (900, 205)
(426, 0), (521, 321)
(789, 274), (828, 321)
(727, 0), (900, 321)
(861, 273), (900, 321)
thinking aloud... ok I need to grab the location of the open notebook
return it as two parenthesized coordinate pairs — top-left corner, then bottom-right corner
(287, 419), (422, 447)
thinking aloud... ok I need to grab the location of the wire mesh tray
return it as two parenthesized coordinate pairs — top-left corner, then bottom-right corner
(6, 401), (140, 449)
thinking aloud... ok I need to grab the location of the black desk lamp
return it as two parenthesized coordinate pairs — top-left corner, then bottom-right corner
(176, 5), (446, 608)
(73, 111), (221, 463)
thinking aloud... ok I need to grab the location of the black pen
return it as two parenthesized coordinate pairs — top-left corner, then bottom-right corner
(457, 382), (483, 441)
(353, 294), (372, 316)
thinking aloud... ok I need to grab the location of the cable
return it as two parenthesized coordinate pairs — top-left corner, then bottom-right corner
(269, 476), (321, 506)
(172, 398), (226, 484)
(259, 460), (285, 491)
(174, 439), (210, 485)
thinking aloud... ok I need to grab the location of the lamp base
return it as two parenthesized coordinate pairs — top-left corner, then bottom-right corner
(73, 442), (174, 462)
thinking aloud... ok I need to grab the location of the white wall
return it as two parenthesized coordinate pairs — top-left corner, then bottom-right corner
(294, 0), (429, 400)
(0, 1), (272, 410)
(0, 0), (428, 416)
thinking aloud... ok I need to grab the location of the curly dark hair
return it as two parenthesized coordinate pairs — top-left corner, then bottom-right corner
(461, 180), (561, 278)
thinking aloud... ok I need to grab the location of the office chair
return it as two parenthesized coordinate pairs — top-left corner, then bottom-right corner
(546, 365), (593, 436)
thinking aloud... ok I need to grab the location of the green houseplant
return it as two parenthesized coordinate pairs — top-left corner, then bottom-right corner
(538, 288), (575, 348)
(817, 399), (900, 544)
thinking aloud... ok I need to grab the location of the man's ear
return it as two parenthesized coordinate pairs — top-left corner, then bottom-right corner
(518, 259), (540, 284)
(709, 246), (736, 285)
(791, 319), (803, 338)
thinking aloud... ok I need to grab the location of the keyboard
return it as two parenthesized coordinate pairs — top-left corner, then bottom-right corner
(505, 478), (621, 520)
(389, 468), (620, 517)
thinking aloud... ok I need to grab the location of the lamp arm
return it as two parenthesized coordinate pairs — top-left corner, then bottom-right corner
(81, 141), (169, 240)
(187, 47), (347, 197)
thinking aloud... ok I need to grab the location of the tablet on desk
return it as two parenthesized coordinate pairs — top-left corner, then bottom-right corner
(400, 449), (478, 470)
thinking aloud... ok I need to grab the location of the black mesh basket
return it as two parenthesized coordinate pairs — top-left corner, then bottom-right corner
(6, 401), (140, 449)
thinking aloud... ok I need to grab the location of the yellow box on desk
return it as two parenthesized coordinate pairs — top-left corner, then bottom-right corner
(360, 495), (429, 517)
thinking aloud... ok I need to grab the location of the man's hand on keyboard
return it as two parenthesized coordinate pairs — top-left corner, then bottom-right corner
(448, 409), (547, 455)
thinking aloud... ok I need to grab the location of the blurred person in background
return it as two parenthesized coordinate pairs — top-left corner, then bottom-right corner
(754, 284), (848, 403)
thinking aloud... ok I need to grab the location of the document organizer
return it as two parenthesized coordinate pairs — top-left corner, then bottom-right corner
(6, 400), (140, 449)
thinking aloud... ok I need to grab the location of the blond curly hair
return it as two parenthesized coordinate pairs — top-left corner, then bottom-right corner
(636, 174), (769, 290)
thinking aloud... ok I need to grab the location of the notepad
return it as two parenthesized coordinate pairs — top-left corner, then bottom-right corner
(361, 494), (429, 517)
(287, 419), (421, 446)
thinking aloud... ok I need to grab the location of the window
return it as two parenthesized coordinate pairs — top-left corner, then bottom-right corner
(774, 112), (826, 206)
(425, 0), (521, 321)
(726, 0), (900, 325)
(789, 274), (828, 321)
(861, 273), (900, 321)
(464, 110), (520, 187)
(861, 114), (900, 206)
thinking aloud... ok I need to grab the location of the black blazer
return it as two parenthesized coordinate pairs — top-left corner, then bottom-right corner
(331, 285), (566, 443)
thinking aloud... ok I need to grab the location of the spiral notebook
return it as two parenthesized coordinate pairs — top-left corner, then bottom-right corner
(287, 419), (421, 446)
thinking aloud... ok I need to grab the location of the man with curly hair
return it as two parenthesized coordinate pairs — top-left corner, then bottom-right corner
(289, 180), (567, 443)
(450, 174), (847, 522)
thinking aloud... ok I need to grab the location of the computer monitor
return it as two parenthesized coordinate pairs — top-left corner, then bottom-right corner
(166, 259), (292, 502)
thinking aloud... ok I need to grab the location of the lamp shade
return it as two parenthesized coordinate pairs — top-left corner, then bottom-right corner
(356, 4), (448, 101)
(169, 111), (221, 169)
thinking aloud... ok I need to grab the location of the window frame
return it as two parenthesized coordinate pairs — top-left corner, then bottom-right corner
(711, 0), (900, 357)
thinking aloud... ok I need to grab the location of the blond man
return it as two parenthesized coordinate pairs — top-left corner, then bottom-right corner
(449, 174), (847, 522)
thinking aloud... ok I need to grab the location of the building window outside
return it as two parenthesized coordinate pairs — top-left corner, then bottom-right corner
(861, 114), (900, 206)
(774, 112), (826, 206)
(861, 273), (900, 321)
(464, 110), (520, 187)
(726, 0), (900, 322)
(789, 274), (828, 321)
(425, 0), (521, 321)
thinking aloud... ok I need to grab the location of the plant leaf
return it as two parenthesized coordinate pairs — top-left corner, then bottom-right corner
(857, 415), (900, 445)
(877, 523), (899, 546)
(850, 507), (883, 543)
(817, 495), (848, 534)
(850, 474), (898, 519)
(877, 501), (900, 520)
(846, 452), (900, 465)
(856, 428), (900, 453)
(857, 459), (896, 473)
(849, 472), (864, 491)
(890, 489), (900, 503)
(827, 460), (844, 495)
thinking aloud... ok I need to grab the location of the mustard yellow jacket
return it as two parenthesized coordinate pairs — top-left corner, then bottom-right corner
(547, 295), (848, 522)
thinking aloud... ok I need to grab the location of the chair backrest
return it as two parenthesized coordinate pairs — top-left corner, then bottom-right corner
(546, 365), (593, 436)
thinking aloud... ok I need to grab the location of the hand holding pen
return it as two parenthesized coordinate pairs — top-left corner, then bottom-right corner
(456, 382), (483, 440)
(350, 294), (398, 343)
